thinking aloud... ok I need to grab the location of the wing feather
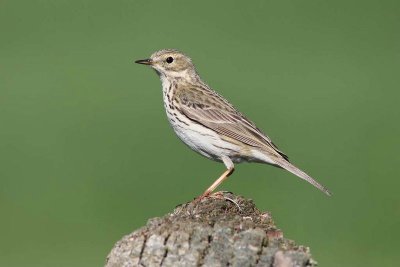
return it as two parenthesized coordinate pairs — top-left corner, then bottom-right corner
(177, 86), (289, 161)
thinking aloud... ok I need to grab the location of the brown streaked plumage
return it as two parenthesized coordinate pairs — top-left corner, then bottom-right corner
(135, 49), (331, 197)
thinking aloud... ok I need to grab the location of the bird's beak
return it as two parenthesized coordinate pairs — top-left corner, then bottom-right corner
(134, 58), (153, 65)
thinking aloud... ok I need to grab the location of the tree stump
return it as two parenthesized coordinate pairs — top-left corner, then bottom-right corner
(105, 192), (317, 267)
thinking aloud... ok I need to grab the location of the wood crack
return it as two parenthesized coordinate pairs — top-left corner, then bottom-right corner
(159, 232), (171, 266)
(138, 234), (148, 266)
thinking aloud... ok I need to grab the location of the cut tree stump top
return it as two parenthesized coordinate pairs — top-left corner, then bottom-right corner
(105, 192), (316, 267)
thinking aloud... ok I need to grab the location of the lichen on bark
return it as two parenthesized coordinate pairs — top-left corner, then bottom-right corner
(105, 192), (317, 267)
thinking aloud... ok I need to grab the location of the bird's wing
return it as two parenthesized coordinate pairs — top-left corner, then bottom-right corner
(177, 86), (289, 161)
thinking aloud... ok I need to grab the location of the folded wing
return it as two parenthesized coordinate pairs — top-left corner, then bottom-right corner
(177, 86), (289, 161)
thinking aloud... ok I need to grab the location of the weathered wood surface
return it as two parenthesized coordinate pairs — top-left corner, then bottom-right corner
(105, 192), (316, 267)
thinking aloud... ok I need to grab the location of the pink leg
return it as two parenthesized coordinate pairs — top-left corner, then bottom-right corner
(200, 167), (235, 198)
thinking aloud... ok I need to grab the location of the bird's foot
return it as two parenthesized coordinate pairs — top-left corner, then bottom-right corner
(193, 191), (241, 211)
(193, 192), (210, 203)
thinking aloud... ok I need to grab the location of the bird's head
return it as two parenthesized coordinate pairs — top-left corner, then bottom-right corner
(135, 49), (197, 78)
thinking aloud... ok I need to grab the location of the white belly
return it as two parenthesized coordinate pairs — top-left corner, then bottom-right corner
(166, 111), (243, 162)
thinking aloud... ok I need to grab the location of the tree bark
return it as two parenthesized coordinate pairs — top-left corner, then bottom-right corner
(105, 192), (317, 267)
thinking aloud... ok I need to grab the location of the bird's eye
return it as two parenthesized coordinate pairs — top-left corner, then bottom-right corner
(166, 57), (174, 64)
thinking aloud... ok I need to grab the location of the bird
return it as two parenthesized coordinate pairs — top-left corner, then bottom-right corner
(135, 49), (331, 197)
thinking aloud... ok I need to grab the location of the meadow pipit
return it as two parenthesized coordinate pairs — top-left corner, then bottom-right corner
(135, 49), (331, 197)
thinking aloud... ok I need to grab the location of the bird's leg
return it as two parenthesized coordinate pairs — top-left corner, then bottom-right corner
(200, 156), (235, 198)
(201, 168), (234, 198)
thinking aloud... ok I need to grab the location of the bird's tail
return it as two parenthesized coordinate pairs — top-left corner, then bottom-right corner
(274, 159), (332, 196)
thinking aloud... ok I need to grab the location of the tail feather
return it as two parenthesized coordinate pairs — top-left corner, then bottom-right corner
(275, 160), (332, 196)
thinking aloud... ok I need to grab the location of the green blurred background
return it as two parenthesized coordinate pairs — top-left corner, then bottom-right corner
(1, 1), (399, 266)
